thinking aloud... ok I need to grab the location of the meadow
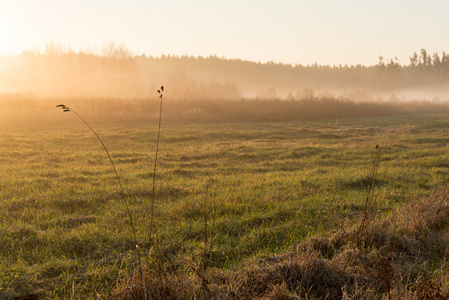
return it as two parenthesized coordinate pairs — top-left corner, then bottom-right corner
(1, 99), (449, 298)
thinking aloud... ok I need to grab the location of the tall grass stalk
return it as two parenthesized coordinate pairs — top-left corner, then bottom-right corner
(201, 183), (210, 296)
(189, 182), (212, 297)
(358, 144), (381, 236)
(56, 104), (146, 298)
(149, 86), (164, 245)
(56, 105), (125, 197)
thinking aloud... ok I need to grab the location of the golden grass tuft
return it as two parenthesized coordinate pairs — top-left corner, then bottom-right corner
(111, 188), (449, 299)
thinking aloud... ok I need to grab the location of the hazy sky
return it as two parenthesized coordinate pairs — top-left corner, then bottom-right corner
(0, 0), (448, 66)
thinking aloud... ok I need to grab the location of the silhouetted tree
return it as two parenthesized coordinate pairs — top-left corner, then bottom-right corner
(409, 52), (418, 68)
(426, 56), (432, 67)
(420, 49), (428, 66)
(442, 52), (449, 72)
(432, 53), (441, 70)
(378, 55), (386, 72)
(101, 42), (133, 59)
(387, 57), (401, 73)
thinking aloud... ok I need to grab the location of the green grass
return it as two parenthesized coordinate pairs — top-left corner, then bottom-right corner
(1, 114), (449, 298)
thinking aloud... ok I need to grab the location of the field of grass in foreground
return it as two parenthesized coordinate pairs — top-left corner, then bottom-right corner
(1, 114), (449, 299)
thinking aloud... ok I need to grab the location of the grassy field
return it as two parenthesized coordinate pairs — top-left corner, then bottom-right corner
(1, 113), (449, 299)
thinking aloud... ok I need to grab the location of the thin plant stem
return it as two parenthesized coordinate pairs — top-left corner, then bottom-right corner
(72, 110), (125, 194)
(365, 144), (381, 217)
(149, 86), (164, 245)
(57, 106), (137, 232)
(204, 184), (208, 251)
(358, 144), (381, 237)
(56, 104), (145, 298)
(202, 183), (210, 297)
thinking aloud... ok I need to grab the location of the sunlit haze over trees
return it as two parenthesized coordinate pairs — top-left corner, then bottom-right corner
(0, 43), (448, 101)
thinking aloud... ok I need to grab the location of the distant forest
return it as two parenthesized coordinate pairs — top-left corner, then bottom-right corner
(1, 43), (448, 101)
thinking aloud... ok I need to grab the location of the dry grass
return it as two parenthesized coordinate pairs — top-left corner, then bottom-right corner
(110, 188), (449, 299)
(5, 93), (449, 126)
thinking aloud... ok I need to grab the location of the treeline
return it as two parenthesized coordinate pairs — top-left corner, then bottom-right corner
(381, 48), (449, 72)
(0, 43), (448, 100)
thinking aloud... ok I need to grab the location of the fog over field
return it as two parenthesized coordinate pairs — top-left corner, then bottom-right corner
(1, 45), (448, 101)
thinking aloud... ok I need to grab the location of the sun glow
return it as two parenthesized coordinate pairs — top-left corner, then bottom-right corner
(0, 8), (14, 56)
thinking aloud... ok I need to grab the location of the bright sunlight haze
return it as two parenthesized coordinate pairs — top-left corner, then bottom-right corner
(1, 0), (448, 66)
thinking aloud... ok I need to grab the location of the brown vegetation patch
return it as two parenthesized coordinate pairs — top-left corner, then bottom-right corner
(111, 189), (449, 299)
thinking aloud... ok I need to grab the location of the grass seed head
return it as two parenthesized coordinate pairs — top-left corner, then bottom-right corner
(56, 104), (71, 112)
